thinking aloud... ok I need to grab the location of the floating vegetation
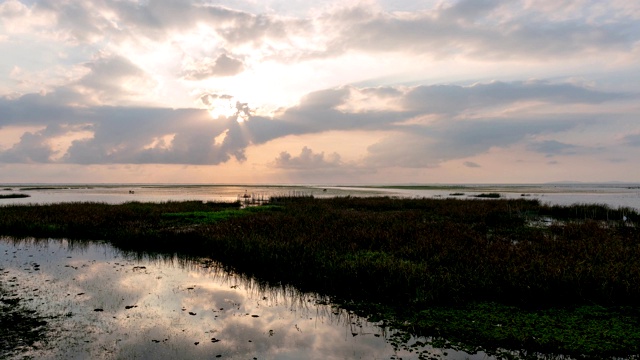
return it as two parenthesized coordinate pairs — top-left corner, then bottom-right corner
(449, 192), (465, 196)
(475, 192), (501, 198)
(0, 193), (30, 199)
(18, 187), (60, 191)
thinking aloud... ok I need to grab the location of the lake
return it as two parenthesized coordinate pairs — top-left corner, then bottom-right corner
(1, 237), (492, 360)
(1, 183), (639, 210)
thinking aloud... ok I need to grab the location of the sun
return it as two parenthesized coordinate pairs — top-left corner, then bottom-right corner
(208, 105), (236, 119)
(202, 94), (252, 123)
(207, 99), (237, 119)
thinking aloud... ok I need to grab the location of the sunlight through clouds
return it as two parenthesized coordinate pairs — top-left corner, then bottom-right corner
(0, 0), (638, 183)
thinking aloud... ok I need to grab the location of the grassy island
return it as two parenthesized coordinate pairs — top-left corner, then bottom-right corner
(1, 197), (639, 359)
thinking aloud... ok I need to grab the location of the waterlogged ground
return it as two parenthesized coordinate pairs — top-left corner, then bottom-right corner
(0, 237), (490, 360)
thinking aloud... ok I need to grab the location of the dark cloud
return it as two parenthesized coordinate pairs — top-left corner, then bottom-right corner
(364, 116), (582, 168)
(0, 80), (628, 167)
(243, 87), (402, 145)
(527, 140), (578, 156)
(403, 81), (625, 114)
(463, 161), (481, 168)
(622, 133), (640, 147)
(0, 130), (54, 163)
(441, 0), (507, 21)
(0, 95), (249, 165)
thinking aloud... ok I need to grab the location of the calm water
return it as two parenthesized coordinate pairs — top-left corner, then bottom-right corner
(0, 185), (383, 205)
(0, 183), (639, 210)
(0, 237), (490, 360)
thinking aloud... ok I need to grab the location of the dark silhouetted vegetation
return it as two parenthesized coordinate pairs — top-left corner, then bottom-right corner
(0, 193), (30, 199)
(1, 197), (639, 358)
(475, 192), (501, 198)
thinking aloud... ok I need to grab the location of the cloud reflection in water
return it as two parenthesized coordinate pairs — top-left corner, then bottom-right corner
(0, 237), (488, 359)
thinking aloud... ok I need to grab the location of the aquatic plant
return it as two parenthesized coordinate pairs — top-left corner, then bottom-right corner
(0, 193), (30, 199)
(475, 192), (501, 198)
(1, 197), (639, 358)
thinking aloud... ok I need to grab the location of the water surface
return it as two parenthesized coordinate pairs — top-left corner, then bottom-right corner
(1, 183), (638, 210)
(0, 237), (489, 360)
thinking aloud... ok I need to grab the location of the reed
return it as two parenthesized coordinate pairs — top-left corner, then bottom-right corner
(1, 197), (639, 358)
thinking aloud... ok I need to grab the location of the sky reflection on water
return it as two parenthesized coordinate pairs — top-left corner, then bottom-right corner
(0, 237), (489, 360)
(0, 183), (638, 210)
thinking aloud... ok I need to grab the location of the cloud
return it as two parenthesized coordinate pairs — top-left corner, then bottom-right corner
(527, 140), (579, 156)
(16, 0), (638, 72)
(0, 130), (54, 163)
(73, 54), (157, 105)
(0, 95), (250, 165)
(364, 116), (582, 168)
(402, 80), (626, 115)
(182, 54), (245, 80)
(622, 133), (640, 147)
(0, 79), (631, 168)
(322, 1), (639, 60)
(273, 146), (341, 170)
(463, 161), (481, 168)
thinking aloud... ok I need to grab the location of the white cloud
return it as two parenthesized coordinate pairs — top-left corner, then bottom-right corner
(0, 0), (639, 182)
(274, 146), (341, 169)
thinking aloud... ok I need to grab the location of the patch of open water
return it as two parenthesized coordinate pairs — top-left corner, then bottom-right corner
(0, 237), (492, 360)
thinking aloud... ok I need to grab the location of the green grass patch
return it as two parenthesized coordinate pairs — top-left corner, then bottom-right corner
(162, 205), (283, 224)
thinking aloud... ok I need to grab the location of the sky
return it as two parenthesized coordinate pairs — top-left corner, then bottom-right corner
(0, 0), (639, 184)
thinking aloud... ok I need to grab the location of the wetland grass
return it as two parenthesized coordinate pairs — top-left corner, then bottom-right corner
(1, 197), (639, 358)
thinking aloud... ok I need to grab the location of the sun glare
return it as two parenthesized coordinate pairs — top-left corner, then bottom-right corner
(208, 106), (237, 119)
(202, 94), (252, 123)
